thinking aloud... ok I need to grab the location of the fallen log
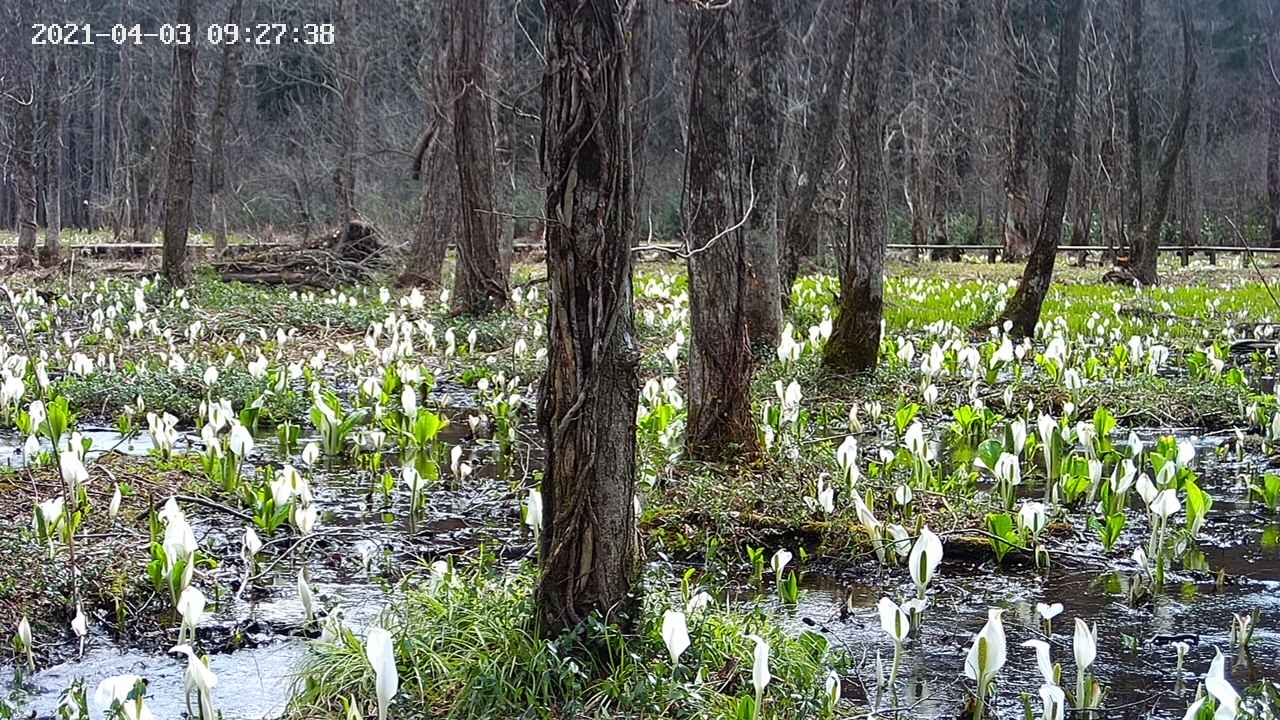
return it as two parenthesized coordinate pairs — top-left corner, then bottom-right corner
(210, 219), (389, 289)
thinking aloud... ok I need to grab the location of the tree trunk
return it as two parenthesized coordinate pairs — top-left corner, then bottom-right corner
(402, 45), (454, 290)
(1123, 0), (1145, 258)
(333, 0), (360, 233)
(161, 0), (197, 287)
(9, 1), (37, 269)
(782, 9), (860, 303)
(1267, 22), (1280, 247)
(112, 0), (134, 243)
(41, 55), (63, 267)
(132, 117), (158, 246)
(493, 0), (516, 273)
(12, 89), (38, 269)
(1001, 0), (1035, 262)
(739, 0), (785, 350)
(999, 0), (1086, 338)
(823, 0), (890, 374)
(449, 0), (509, 315)
(535, 0), (640, 637)
(684, 5), (758, 461)
(209, 0), (243, 255)
(629, 1), (654, 243)
(1138, 5), (1197, 284)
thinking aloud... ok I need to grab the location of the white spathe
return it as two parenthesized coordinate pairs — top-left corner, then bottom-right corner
(661, 610), (691, 665)
(365, 627), (399, 720)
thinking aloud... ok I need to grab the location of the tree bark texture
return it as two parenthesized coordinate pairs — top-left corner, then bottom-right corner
(1001, 0), (1035, 262)
(1136, 5), (1197, 285)
(1000, 0), (1086, 338)
(8, 1), (37, 269)
(1267, 17), (1280, 247)
(403, 45), (454, 290)
(738, 0), (784, 350)
(823, 0), (890, 374)
(12, 91), (38, 269)
(683, 4), (758, 461)
(1124, 0), (1145, 256)
(131, 116), (159, 246)
(782, 8), (859, 302)
(209, 0), (243, 255)
(42, 55), (64, 267)
(333, 0), (361, 235)
(161, 0), (197, 287)
(535, 0), (640, 638)
(629, 0), (654, 242)
(449, 0), (509, 315)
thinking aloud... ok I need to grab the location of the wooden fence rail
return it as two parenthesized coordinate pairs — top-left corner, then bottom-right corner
(2, 240), (1273, 268)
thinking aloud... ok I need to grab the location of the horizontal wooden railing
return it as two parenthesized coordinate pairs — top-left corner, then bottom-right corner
(3, 239), (1274, 264)
(0, 241), (291, 253)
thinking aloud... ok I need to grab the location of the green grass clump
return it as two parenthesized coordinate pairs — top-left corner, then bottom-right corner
(292, 558), (849, 720)
(53, 363), (306, 425)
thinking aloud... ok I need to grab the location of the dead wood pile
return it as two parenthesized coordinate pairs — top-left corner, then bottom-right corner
(212, 219), (388, 289)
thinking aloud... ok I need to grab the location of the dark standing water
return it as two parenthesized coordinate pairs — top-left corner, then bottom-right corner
(2, 417), (529, 719)
(777, 429), (1279, 718)
(2, 424), (1277, 718)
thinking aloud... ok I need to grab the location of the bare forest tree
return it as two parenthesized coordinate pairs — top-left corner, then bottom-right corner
(4, 0), (38, 268)
(781, 7), (858, 305)
(160, 0), (198, 286)
(535, 0), (640, 637)
(208, 0), (243, 254)
(1125, 1), (1198, 285)
(401, 0), (455, 290)
(449, 0), (509, 315)
(1270, 1), (1280, 247)
(0, 0), (1273, 320)
(402, 51), (454, 289)
(1124, 0), (1145, 263)
(333, 0), (361, 234)
(42, 54), (64, 266)
(1133, 4), (1198, 284)
(739, 0), (784, 349)
(1001, 0), (1038, 262)
(1000, 0), (1087, 337)
(683, 3), (759, 460)
(824, 0), (889, 373)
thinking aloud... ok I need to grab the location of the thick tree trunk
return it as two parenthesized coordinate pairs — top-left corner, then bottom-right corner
(403, 43), (454, 290)
(739, 0), (784, 350)
(684, 5), (758, 461)
(449, 0), (509, 315)
(161, 0), (197, 287)
(1000, 0), (1086, 338)
(209, 0), (243, 255)
(1123, 0), (1145, 258)
(823, 0), (890, 374)
(1001, 0), (1035, 262)
(404, 122), (453, 289)
(41, 55), (63, 267)
(1138, 5), (1197, 285)
(782, 9), (860, 302)
(536, 0), (640, 637)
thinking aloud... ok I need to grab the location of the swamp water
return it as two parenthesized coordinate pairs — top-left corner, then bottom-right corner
(2, 426), (1277, 718)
